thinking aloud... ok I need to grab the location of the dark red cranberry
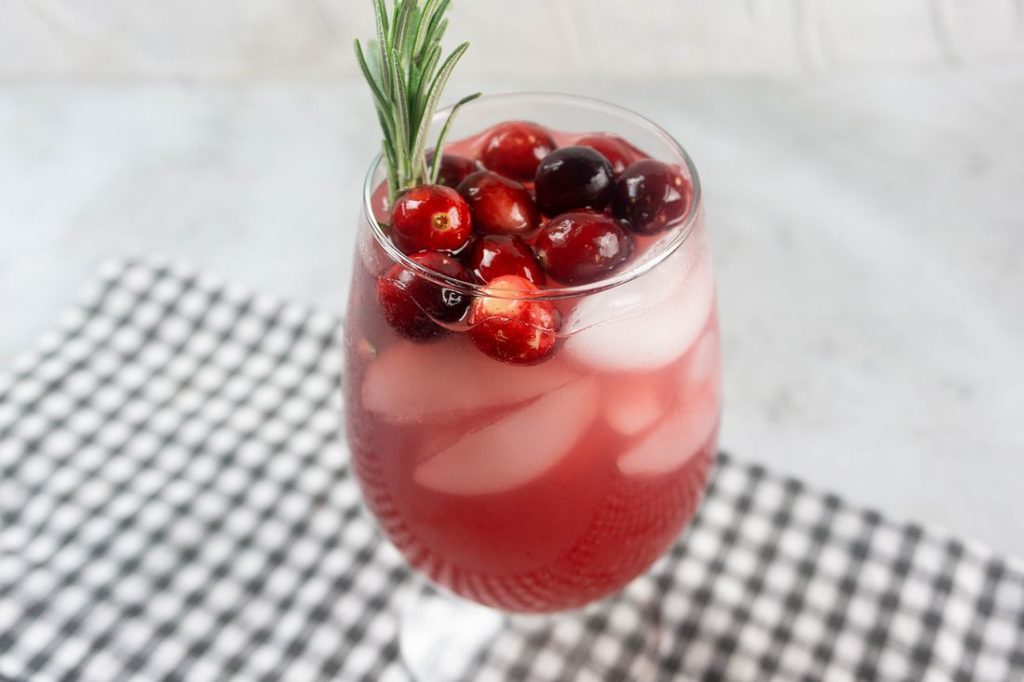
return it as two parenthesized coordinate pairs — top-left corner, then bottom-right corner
(534, 211), (633, 284)
(480, 121), (557, 181)
(575, 133), (645, 175)
(428, 153), (478, 189)
(390, 184), (472, 254)
(377, 251), (472, 341)
(467, 235), (545, 285)
(534, 146), (615, 217)
(468, 275), (561, 365)
(614, 160), (693, 235)
(456, 170), (538, 236)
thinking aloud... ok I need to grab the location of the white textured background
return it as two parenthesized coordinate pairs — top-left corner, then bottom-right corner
(2, 0), (1023, 78)
(1, 1), (1023, 555)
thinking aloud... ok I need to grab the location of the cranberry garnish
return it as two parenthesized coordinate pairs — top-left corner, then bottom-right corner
(480, 121), (557, 181)
(467, 235), (545, 285)
(534, 211), (633, 284)
(456, 170), (539, 236)
(428, 153), (478, 189)
(377, 251), (472, 341)
(468, 275), (561, 365)
(534, 146), (615, 217)
(614, 159), (693, 235)
(390, 184), (472, 254)
(575, 133), (644, 175)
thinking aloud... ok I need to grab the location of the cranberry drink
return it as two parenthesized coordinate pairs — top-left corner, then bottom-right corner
(345, 116), (720, 612)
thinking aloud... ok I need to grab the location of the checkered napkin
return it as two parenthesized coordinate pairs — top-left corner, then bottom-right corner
(1, 259), (1022, 682)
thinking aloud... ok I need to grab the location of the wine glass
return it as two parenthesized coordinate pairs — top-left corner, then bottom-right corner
(343, 93), (719, 677)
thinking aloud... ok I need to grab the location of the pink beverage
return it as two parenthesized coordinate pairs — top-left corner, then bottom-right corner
(344, 96), (720, 613)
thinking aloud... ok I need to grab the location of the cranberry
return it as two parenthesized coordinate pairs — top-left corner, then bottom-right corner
(377, 251), (472, 341)
(614, 160), (693, 235)
(575, 133), (645, 175)
(467, 235), (545, 285)
(534, 146), (615, 217)
(428, 153), (478, 189)
(456, 170), (538, 236)
(480, 121), (557, 181)
(390, 184), (472, 254)
(468, 275), (561, 365)
(534, 211), (633, 284)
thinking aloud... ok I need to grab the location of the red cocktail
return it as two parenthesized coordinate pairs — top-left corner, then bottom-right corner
(344, 94), (720, 613)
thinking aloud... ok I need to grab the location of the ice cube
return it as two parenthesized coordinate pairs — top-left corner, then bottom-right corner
(604, 377), (666, 436)
(565, 242), (715, 372)
(680, 326), (719, 391)
(617, 388), (718, 477)
(361, 338), (579, 423)
(414, 378), (599, 495)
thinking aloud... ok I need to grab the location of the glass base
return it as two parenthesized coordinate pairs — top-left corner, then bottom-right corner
(397, 577), (664, 681)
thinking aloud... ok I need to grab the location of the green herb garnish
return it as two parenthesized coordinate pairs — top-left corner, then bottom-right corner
(355, 0), (480, 202)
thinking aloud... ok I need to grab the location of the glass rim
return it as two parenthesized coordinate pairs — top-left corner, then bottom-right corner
(362, 91), (703, 301)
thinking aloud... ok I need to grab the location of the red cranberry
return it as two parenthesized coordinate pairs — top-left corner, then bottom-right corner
(534, 211), (633, 284)
(534, 146), (615, 217)
(428, 153), (478, 189)
(390, 185), (472, 254)
(469, 275), (561, 365)
(480, 121), (557, 181)
(377, 251), (472, 341)
(456, 170), (539, 236)
(614, 160), (693, 235)
(575, 133), (645, 175)
(467, 235), (545, 285)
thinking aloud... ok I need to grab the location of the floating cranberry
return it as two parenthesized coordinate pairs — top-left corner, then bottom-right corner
(467, 235), (545, 285)
(480, 121), (557, 181)
(390, 185), (472, 254)
(377, 251), (472, 341)
(428, 153), (478, 189)
(468, 275), (561, 365)
(575, 133), (645, 175)
(614, 160), (693, 235)
(534, 146), (615, 217)
(456, 170), (539, 236)
(534, 211), (633, 284)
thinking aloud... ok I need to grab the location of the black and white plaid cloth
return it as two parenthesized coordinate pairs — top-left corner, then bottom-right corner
(1, 258), (1022, 681)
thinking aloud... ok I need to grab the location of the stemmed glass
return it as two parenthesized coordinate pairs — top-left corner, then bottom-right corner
(343, 93), (720, 677)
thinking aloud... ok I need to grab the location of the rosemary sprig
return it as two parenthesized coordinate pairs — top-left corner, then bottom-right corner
(355, 0), (480, 202)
